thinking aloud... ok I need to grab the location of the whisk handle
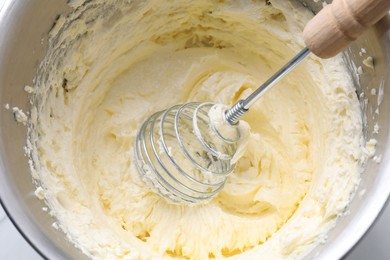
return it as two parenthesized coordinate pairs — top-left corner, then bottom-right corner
(225, 0), (390, 125)
(304, 0), (390, 58)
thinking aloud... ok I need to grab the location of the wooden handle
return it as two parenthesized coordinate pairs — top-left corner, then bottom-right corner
(303, 0), (390, 58)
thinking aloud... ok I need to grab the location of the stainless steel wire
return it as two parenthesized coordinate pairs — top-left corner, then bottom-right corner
(135, 102), (239, 204)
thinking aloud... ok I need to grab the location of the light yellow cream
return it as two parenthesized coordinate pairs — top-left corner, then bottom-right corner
(28, 0), (366, 259)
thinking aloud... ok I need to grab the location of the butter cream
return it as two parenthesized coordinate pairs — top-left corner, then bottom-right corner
(27, 0), (366, 259)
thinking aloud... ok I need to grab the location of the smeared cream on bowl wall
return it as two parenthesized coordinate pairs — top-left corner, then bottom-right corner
(27, 0), (367, 258)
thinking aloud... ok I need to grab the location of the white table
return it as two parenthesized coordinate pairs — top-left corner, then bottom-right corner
(0, 202), (389, 259)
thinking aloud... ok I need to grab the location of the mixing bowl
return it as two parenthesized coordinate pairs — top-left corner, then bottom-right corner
(0, 0), (389, 259)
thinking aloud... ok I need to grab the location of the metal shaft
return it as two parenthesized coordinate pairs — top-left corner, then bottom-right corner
(225, 47), (311, 125)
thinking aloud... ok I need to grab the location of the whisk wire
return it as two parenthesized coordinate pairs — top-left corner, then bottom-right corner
(160, 106), (222, 188)
(135, 102), (237, 203)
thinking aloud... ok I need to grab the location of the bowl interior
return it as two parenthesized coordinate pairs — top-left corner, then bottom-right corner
(0, 1), (389, 259)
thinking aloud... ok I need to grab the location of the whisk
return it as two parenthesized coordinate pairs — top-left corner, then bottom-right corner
(134, 0), (390, 204)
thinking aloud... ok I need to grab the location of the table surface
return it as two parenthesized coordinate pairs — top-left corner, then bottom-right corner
(0, 202), (389, 259)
